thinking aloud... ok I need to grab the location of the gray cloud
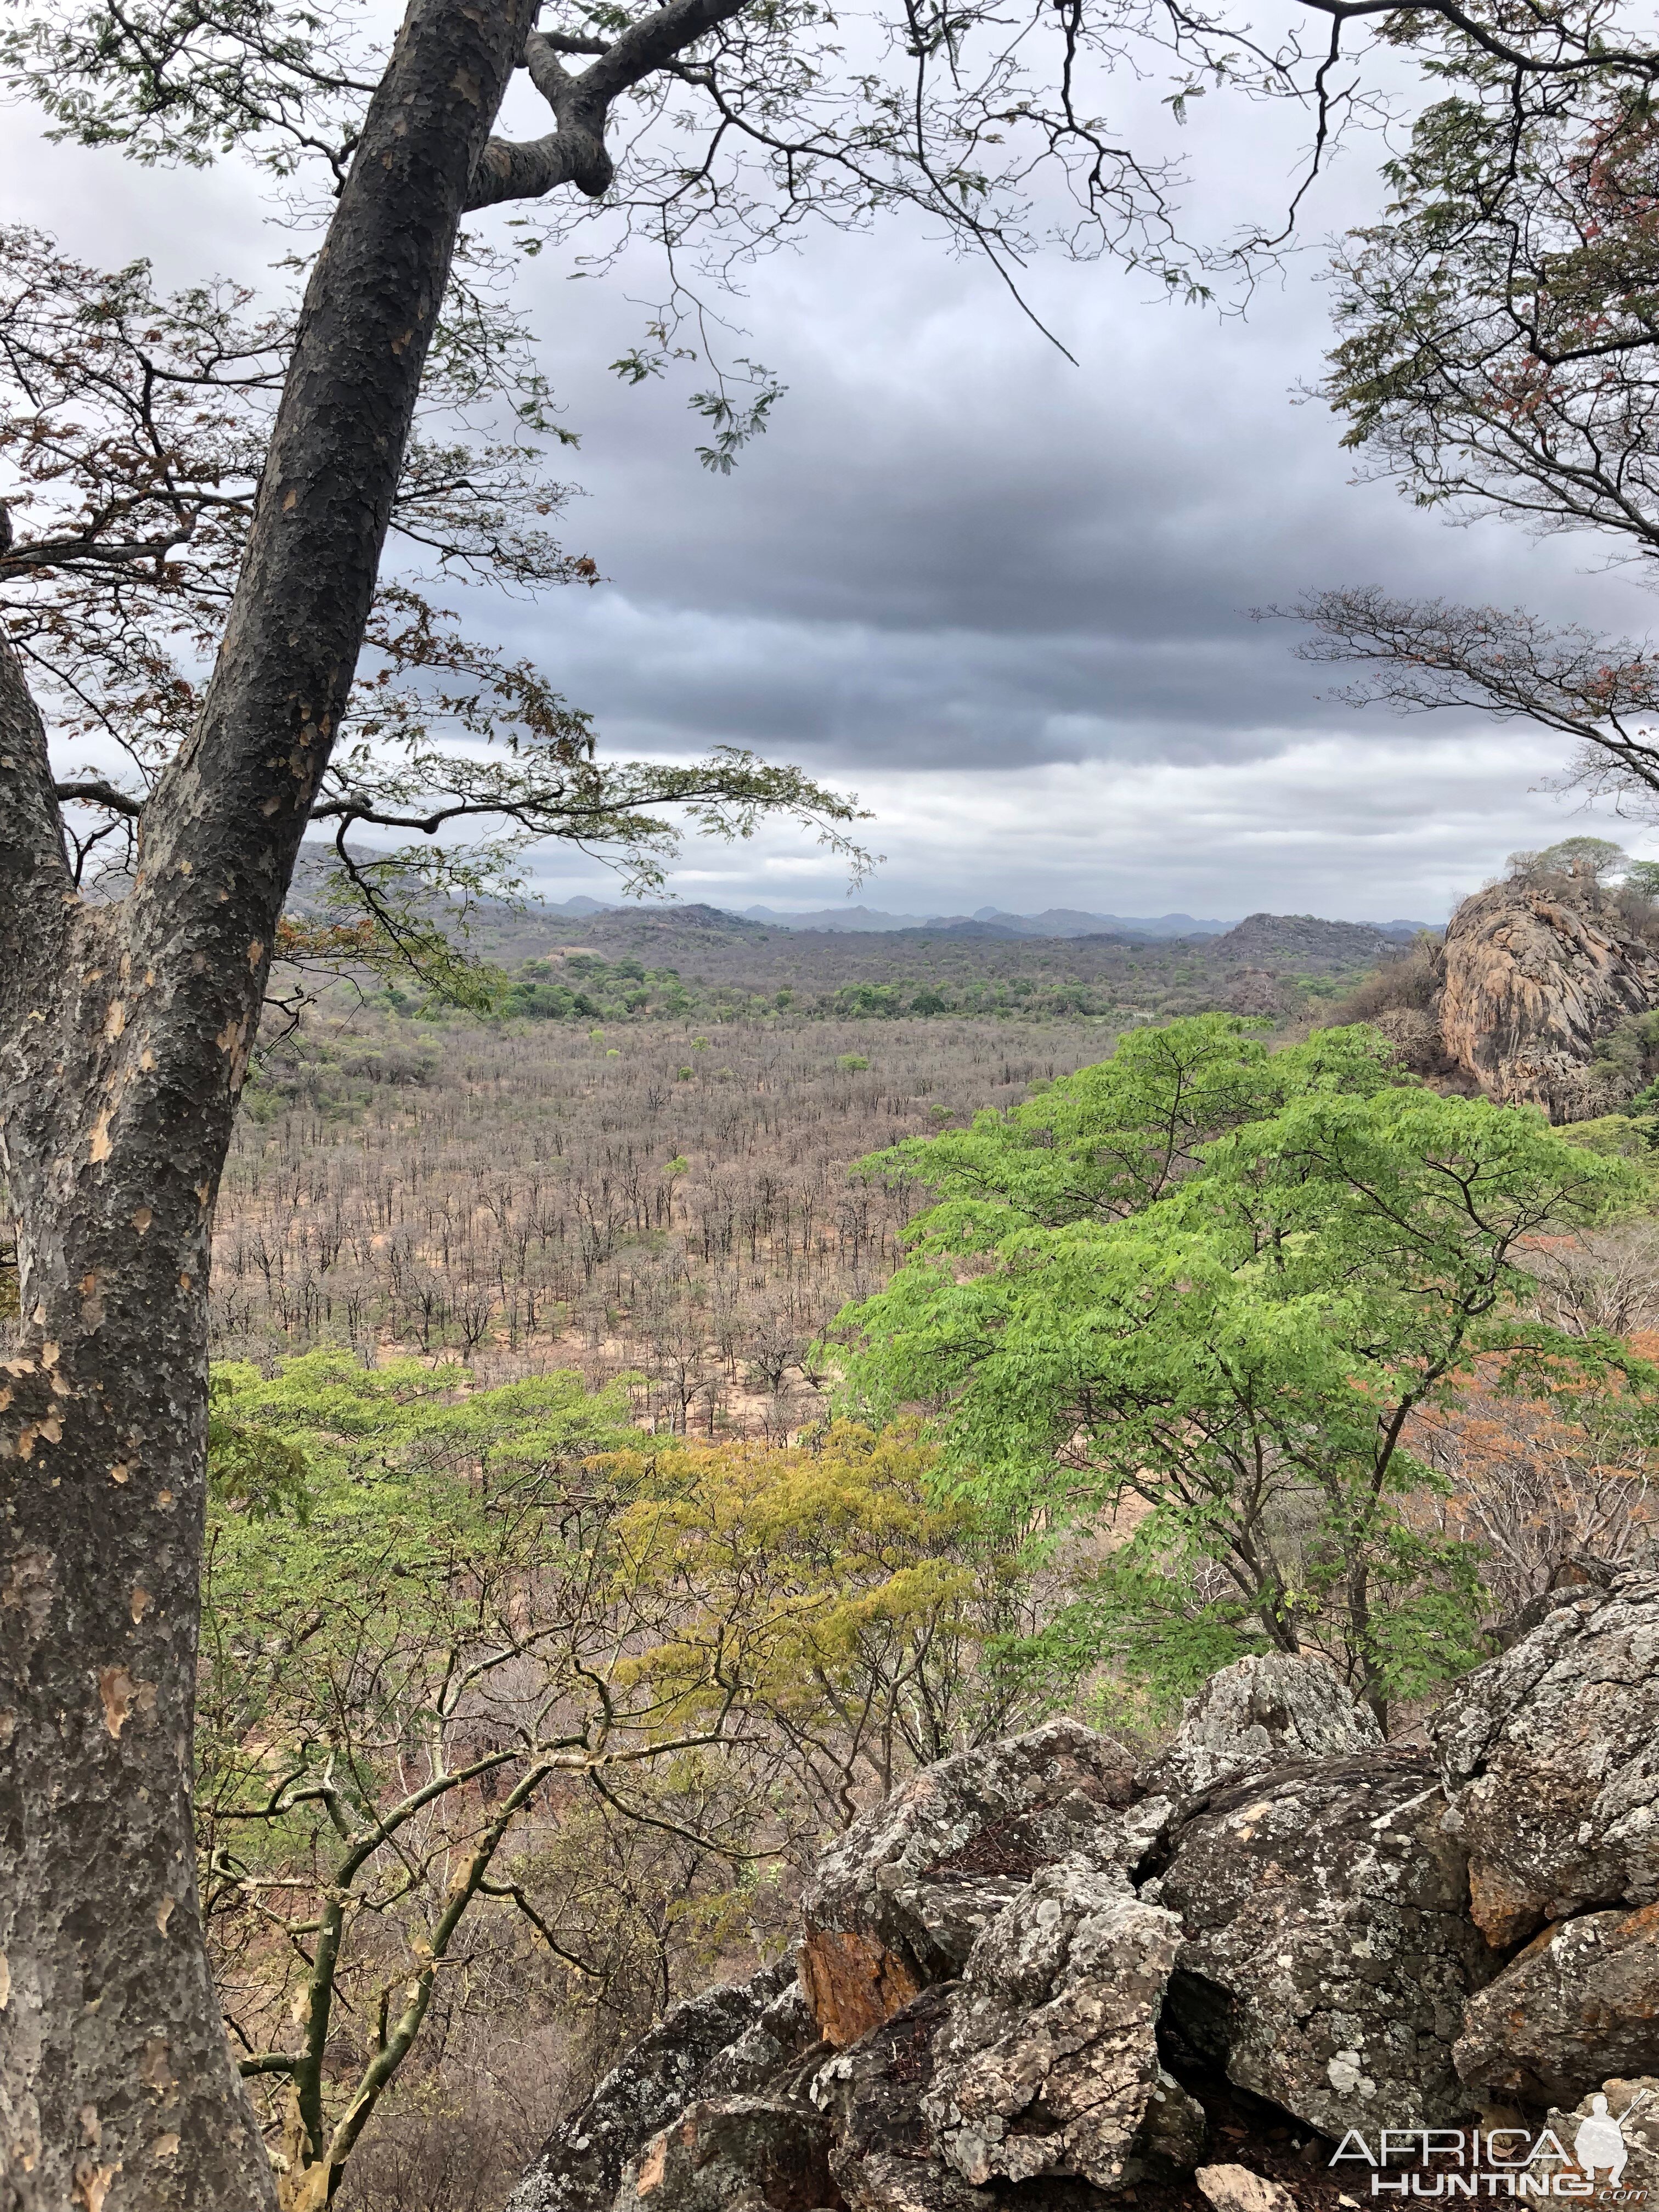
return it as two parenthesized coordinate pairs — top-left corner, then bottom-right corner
(7, 101), (1658, 922)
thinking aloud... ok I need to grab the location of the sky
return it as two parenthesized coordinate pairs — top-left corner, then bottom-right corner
(6, 36), (1658, 926)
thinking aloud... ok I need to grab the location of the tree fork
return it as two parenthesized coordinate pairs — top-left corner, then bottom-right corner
(0, 0), (537, 2203)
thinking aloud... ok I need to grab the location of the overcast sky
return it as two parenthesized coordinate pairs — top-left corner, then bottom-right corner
(7, 52), (1658, 924)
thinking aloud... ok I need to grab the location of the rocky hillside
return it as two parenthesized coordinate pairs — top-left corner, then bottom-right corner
(1436, 877), (1659, 1116)
(507, 1573), (1659, 2212)
(1208, 914), (1413, 968)
(1358, 864), (1659, 1120)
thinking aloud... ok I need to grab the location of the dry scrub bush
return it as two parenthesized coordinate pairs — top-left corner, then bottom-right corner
(210, 1014), (1111, 1434)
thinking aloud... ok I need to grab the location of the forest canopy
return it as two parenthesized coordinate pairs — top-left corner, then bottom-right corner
(838, 1017), (1658, 1724)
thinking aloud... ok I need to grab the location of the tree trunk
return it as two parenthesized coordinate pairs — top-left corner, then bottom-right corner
(0, 3), (533, 2203)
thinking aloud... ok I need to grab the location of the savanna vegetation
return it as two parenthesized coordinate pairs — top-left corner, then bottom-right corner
(9, 0), (1659, 2182)
(163, 1000), (1659, 2207)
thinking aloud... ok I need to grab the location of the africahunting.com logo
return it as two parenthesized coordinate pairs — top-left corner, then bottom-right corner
(1331, 2094), (1654, 2200)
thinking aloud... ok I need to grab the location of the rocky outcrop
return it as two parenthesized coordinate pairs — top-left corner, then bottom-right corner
(507, 1966), (797, 2212)
(922, 1860), (1191, 2190)
(1433, 1570), (1659, 1945)
(797, 1718), (1144, 2047)
(1139, 1652), (1383, 1804)
(1434, 877), (1659, 1118)
(1153, 1749), (1495, 2133)
(1454, 1901), (1659, 2106)
(703, 1979), (823, 2100)
(510, 1588), (1659, 2212)
(810, 1984), (983, 2212)
(611, 2098), (837, 2212)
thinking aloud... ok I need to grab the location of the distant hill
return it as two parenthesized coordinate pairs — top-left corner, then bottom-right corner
(734, 902), (1231, 938)
(1210, 913), (1422, 967)
(538, 893), (1437, 942)
(969, 906), (1229, 939)
(736, 903), (936, 932)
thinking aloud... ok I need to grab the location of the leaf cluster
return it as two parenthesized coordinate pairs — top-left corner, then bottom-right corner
(838, 1015), (1656, 1718)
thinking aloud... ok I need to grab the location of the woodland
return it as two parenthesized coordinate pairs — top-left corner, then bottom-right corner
(9, 0), (1659, 2199)
(82, 962), (1659, 2210)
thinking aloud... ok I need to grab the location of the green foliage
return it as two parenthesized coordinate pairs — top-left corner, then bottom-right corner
(196, 1355), (1070, 2196)
(206, 1376), (313, 1523)
(198, 1354), (661, 2196)
(1509, 836), (1629, 882)
(839, 1016), (1655, 1719)
(1556, 1113), (1659, 1159)
(1004, 1555), (1269, 1735)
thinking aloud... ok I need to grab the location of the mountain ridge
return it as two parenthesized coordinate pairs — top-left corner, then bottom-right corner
(535, 895), (1437, 939)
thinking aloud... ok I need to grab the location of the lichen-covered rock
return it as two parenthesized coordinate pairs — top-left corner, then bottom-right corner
(1128, 2068), (1210, 2183)
(611, 2097), (838, 2212)
(1454, 1901), (1659, 2107)
(1541, 2081), (1659, 2196)
(921, 1857), (1193, 2192)
(1434, 1570), (1659, 1946)
(797, 1718), (1143, 2047)
(703, 1980), (823, 2100)
(808, 1983), (984, 2212)
(1155, 1749), (1494, 2134)
(1140, 1652), (1384, 1804)
(506, 1965), (794, 2212)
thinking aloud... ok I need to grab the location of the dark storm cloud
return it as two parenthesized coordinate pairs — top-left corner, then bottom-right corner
(7, 108), (1657, 917)
(483, 218), (1656, 794)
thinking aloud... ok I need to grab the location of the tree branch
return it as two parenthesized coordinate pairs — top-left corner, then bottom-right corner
(465, 0), (752, 211)
(54, 777), (144, 819)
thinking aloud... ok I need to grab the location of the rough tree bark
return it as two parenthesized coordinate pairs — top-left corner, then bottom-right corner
(0, 1), (538, 2203)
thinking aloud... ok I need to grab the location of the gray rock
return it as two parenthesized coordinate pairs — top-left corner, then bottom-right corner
(612, 2096), (838, 2212)
(1454, 1901), (1659, 2107)
(922, 1855), (1192, 2191)
(703, 1980), (822, 2100)
(1127, 2067), (1210, 2183)
(1194, 2164), (1299, 2212)
(1142, 1652), (1384, 1805)
(1434, 1570), (1659, 1945)
(798, 1717), (1143, 2047)
(808, 1983), (984, 2212)
(1158, 1748), (1496, 2133)
(506, 1963), (794, 2212)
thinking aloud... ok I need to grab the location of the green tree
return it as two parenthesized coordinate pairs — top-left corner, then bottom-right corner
(197, 1359), (1063, 2205)
(201, 1356), (695, 2208)
(838, 1018), (1654, 1726)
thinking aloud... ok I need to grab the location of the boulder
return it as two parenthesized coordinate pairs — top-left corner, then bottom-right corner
(1141, 1652), (1384, 1804)
(797, 1718), (1144, 2046)
(1542, 2080), (1659, 2196)
(1154, 1749), (1495, 2133)
(703, 1980), (823, 2100)
(1194, 2165), (1299, 2212)
(808, 1983), (984, 2212)
(922, 1856), (1198, 2191)
(506, 1965), (795, 2212)
(1454, 1900), (1659, 2107)
(1436, 878), (1659, 1116)
(611, 2097), (837, 2212)
(1434, 1570), (1659, 1945)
